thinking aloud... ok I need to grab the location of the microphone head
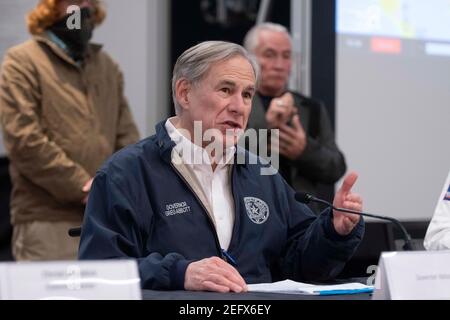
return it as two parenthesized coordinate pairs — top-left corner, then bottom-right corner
(295, 191), (312, 204)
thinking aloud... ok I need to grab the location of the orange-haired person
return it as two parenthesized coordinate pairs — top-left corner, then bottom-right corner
(0, 0), (139, 261)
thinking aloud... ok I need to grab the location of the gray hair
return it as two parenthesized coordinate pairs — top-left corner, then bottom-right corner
(172, 41), (259, 115)
(243, 22), (291, 54)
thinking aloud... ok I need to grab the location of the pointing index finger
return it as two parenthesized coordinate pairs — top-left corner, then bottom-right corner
(340, 171), (359, 194)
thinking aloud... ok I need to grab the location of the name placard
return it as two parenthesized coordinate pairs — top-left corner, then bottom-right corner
(0, 260), (141, 300)
(373, 251), (450, 300)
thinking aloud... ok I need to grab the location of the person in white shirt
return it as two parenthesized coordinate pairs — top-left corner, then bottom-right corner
(424, 170), (450, 250)
(79, 41), (365, 292)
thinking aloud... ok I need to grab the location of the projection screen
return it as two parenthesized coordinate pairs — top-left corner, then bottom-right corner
(336, 0), (450, 220)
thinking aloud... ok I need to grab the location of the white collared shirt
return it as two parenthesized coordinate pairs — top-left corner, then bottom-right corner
(165, 118), (235, 250)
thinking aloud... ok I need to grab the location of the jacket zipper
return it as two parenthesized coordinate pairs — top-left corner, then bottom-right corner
(169, 162), (225, 260)
(228, 165), (238, 251)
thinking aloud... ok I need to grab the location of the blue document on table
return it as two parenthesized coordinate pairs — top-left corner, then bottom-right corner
(248, 279), (374, 295)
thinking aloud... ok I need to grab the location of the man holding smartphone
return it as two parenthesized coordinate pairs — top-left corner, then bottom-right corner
(244, 23), (347, 211)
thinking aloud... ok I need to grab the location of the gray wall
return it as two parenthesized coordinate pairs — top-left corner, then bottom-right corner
(93, 0), (170, 137)
(0, 0), (31, 157)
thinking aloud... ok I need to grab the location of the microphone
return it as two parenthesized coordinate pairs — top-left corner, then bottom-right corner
(68, 227), (81, 237)
(295, 192), (414, 251)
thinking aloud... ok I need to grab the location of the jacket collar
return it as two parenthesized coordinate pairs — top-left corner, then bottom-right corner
(33, 33), (103, 68)
(234, 145), (247, 168)
(155, 120), (177, 164)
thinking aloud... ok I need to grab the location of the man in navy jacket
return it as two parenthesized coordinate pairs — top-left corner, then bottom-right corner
(79, 41), (364, 292)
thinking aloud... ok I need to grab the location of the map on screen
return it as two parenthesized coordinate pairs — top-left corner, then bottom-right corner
(337, 0), (450, 42)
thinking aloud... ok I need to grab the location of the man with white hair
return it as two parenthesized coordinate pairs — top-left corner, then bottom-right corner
(79, 41), (364, 292)
(244, 23), (346, 211)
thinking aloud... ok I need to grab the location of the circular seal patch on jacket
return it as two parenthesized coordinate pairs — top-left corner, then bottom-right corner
(244, 197), (270, 224)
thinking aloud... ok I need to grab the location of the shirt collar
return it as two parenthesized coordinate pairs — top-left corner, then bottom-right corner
(165, 117), (236, 169)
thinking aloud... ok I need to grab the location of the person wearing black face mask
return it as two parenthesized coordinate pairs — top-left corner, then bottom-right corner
(0, 0), (140, 261)
(48, 6), (95, 61)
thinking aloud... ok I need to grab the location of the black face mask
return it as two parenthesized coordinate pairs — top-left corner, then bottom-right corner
(49, 7), (94, 61)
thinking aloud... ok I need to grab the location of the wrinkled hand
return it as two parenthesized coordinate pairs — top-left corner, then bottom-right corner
(265, 92), (296, 128)
(276, 115), (307, 160)
(332, 172), (363, 236)
(184, 257), (247, 293)
(82, 178), (94, 204)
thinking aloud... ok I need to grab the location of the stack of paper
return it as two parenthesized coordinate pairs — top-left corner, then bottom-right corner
(248, 279), (374, 295)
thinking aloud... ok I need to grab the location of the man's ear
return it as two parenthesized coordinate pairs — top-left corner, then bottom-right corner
(175, 78), (191, 111)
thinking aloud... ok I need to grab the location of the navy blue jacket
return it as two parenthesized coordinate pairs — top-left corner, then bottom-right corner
(79, 121), (364, 290)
